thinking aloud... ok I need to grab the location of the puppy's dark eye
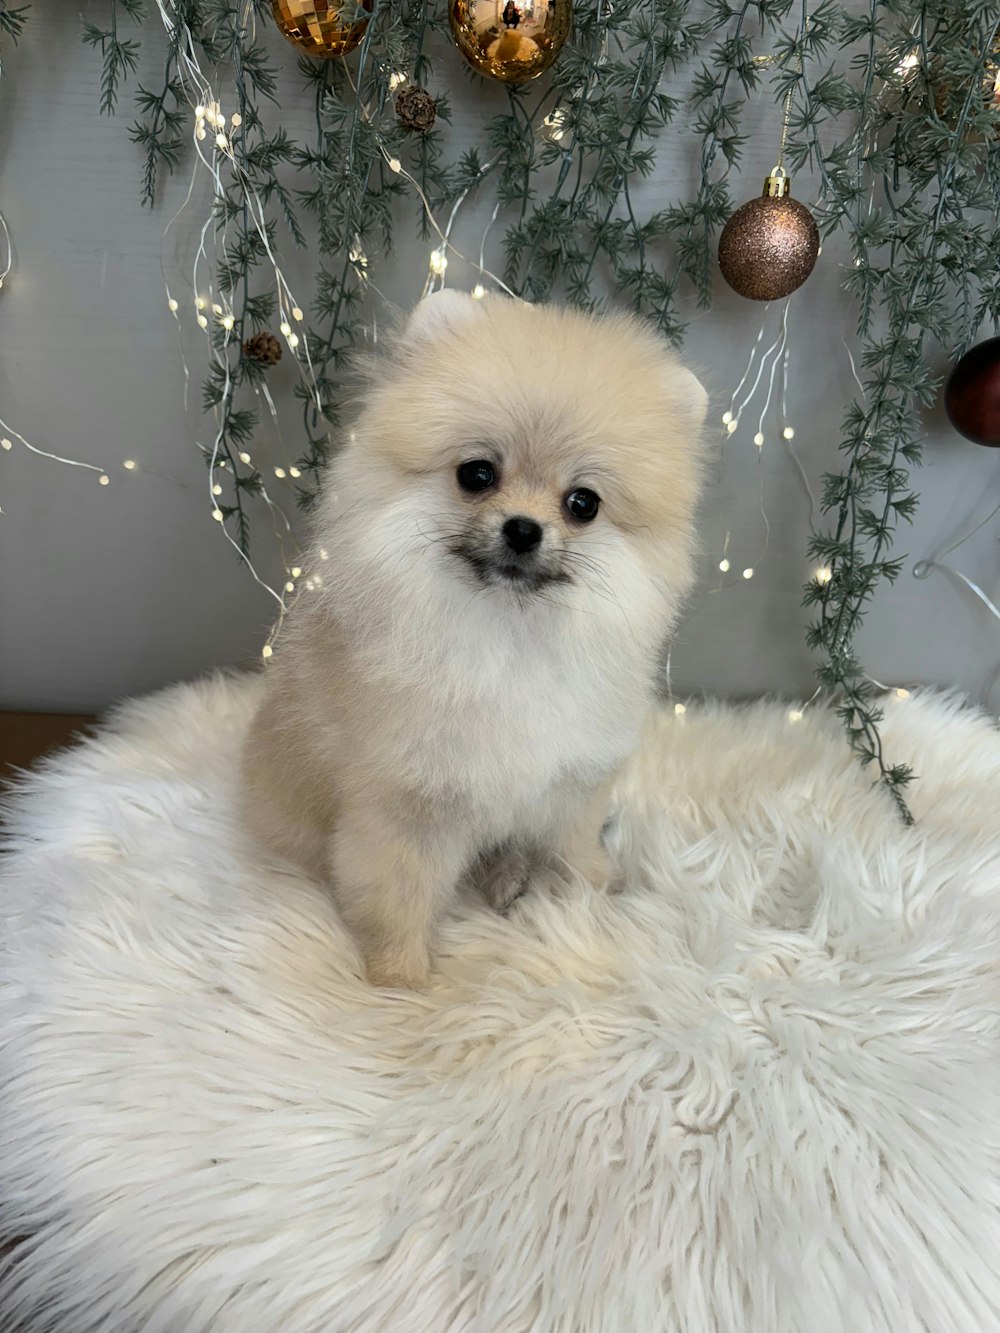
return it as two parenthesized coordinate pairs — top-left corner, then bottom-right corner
(457, 460), (497, 493)
(565, 487), (601, 522)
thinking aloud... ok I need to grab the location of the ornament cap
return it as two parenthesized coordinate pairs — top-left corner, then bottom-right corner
(763, 166), (791, 199)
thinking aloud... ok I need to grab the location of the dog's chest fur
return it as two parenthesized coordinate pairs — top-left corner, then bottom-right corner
(345, 596), (651, 830)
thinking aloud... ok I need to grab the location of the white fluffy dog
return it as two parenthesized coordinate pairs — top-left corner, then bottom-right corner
(242, 293), (707, 987)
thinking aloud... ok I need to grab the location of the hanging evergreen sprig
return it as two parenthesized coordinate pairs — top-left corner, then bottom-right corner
(498, 0), (705, 336)
(82, 0), (144, 115)
(0, 1), (28, 49)
(129, 3), (190, 207)
(803, 1), (1000, 819)
(667, 0), (786, 312)
(292, 1), (436, 483)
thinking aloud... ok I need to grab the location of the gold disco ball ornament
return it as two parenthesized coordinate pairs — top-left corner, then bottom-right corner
(718, 169), (820, 302)
(449, 0), (571, 84)
(270, 0), (372, 59)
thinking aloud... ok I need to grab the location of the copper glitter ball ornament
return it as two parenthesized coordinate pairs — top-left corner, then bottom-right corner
(449, 0), (571, 85)
(718, 170), (820, 301)
(395, 85), (437, 132)
(270, 0), (372, 59)
(944, 337), (1000, 447)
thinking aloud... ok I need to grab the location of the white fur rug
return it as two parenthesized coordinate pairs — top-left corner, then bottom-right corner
(1, 675), (998, 1333)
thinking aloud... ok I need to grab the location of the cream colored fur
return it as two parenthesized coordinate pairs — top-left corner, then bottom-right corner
(242, 294), (708, 987)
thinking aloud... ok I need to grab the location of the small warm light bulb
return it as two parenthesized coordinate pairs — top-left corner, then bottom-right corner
(215, 133), (227, 149)
(289, 466), (301, 478)
(195, 297), (206, 310)
(895, 687), (911, 700)
(788, 709), (803, 723)
(742, 567), (754, 580)
(196, 126), (207, 141)
(230, 112), (242, 128)
(387, 157), (402, 174)
(212, 303), (223, 316)
(167, 297), (179, 313)
(674, 702), (686, 717)
(261, 644), (273, 659)
(285, 580), (295, 593)
(212, 483), (223, 496)
(543, 110), (566, 142)
(389, 71), (407, 90)
(195, 104), (206, 118)
(274, 467), (286, 479)
(726, 420), (738, 435)
(782, 426), (795, 440)
(429, 248), (448, 275)
(221, 314), (235, 331)
(718, 558), (730, 573)
(288, 334), (300, 349)
(280, 321), (292, 337)
(471, 284), (486, 300)
(239, 451), (251, 464)
(197, 314), (209, 329)
(1, 438), (12, 450)
(292, 306), (303, 321)
(753, 431), (764, 447)
(319, 547), (329, 560)
(815, 566), (832, 585)
(291, 566), (302, 578)
(722, 411), (733, 425)
(123, 459), (136, 471)
(212, 507), (224, 521)
(99, 474), (110, 486)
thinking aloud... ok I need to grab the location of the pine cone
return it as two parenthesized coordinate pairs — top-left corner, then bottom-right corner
(243, 332), (283, 367)
(395, 85), (437, 133)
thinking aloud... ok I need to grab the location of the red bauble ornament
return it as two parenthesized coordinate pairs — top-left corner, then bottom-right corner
(944, 337), (1000, 447)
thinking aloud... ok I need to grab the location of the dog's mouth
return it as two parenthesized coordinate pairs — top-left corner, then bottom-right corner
(447, 541), (571, 593)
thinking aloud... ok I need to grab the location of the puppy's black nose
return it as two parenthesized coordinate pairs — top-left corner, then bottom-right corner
(502, 516), (543, 554)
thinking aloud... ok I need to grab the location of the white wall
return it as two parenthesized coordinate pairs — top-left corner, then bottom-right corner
(1, 4), (998, 712)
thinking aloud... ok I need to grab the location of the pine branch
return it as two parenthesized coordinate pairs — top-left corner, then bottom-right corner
(82, 1), (144, 115)
(0, 2), (29, 45)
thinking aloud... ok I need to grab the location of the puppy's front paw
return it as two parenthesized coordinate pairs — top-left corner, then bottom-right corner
(476, 847), (537, 914)
(364, 943), (430, 991)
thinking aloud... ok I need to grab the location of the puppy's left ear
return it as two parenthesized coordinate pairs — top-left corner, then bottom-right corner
(663, 362), (709, 437)
(406, 289), (485, 342)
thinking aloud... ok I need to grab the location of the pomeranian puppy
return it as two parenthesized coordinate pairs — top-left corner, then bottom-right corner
(242, 292), (707, 988)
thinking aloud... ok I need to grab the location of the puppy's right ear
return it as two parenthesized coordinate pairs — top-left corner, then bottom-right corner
(406, 289), (485, 342)
(664, 363), (709, 438)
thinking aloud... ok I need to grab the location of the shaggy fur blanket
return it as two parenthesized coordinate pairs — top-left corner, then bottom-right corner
(1, 674), (998, 1332)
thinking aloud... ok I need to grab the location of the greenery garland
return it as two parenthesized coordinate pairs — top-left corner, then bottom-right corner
(2, 0), (999, 814)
